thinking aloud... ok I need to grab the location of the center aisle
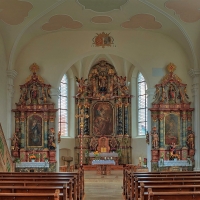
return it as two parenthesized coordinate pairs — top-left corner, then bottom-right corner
(84, 170), (123, 200)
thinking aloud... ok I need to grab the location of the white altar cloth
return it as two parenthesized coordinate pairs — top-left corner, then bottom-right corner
(92, 160), (115, 165)
(158, 160), (192, 167)
(16, 162), (49, 168)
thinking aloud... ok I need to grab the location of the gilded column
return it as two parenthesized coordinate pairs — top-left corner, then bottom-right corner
(181, 111), (187, 147)
(116, 98), (123, 135)
(84, 99), (90, 135)
(159, 112), (165, 148)
(20, 112), (26, 148)
(43, 112), (48, 148)
(124, 101), (129, 135)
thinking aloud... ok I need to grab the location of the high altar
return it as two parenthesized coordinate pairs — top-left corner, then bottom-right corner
(12, 63), (58, 172)
(149, 63), (194, 171)
(74, 60), (132, 168)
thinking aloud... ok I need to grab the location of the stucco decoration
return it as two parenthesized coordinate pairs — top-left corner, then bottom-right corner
(42, 15), (82, 31)
(165, 0), (200, 23)
(91, 16), (112, 24)
(77, 0), (128, 12)
(0, 0), (32, 25)
(121, 14), (162, 29)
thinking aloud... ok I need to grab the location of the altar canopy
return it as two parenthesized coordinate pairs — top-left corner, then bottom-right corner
(149, 63), (194, 171)
(74, 60), (132, 167)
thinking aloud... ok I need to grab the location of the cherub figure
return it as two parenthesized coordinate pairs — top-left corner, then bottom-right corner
(76, 77), (88, 97)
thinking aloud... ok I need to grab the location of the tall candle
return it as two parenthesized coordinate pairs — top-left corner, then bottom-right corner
(139, 157), (141, 161)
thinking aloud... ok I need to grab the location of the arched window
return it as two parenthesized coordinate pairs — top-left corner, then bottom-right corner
(58, 74), (68, 136)
(137, 72), (148, 136)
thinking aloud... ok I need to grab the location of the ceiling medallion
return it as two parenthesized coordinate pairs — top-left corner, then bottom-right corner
(77, 0), (128, 12)
(92, 32), (115, 48)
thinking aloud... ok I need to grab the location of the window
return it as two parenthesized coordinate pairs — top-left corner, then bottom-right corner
(58, 74), (68, 136)
(137, 72), (148, 136)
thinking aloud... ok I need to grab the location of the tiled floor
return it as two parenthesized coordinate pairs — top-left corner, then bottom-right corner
(84, 170), (124, 200)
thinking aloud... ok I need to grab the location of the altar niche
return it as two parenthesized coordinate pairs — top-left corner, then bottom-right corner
(149, 63), (194, 171)
(74, 60), (132, 168)
(12, 63), (58, 172)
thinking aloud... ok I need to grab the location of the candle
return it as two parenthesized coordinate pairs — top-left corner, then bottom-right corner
(139, 157), (141, 161)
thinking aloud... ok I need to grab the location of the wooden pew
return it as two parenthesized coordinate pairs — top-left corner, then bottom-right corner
(0, 189), (60, 200)
(140, 182), (200, 200)
(147, 187), (200, 200)
(122, 167), (200, 200)
(135, 176), (200, 200)
(0, 168), (84, 199)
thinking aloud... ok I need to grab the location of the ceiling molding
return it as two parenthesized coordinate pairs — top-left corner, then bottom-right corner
(139, 0), (198, 70)
(76, 0), (129, 12)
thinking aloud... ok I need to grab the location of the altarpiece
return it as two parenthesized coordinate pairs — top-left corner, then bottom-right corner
(149, 63), (194, 171)
(12, 63), (58, 172)
(74, 60), (132, 167)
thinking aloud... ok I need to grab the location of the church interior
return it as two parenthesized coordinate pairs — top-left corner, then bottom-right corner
(0, 0), (200, 199)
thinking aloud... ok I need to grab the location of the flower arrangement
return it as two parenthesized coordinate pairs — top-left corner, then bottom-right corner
(93, 151), (99, 160)
(29, 155), (36, 159)
(169, 152), (180, 160)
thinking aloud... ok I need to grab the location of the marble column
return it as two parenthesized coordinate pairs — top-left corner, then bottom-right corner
(7, 69), (17, 149)
(146, 88), (155, 171)
(189, 69), (200, 170)
(51, 87), (60, 172)
(181, 111), (187, 147)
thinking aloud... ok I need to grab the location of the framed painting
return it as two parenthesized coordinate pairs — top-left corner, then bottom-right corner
(92, 102), (114, 136)
(27, 114), (43, 147)
(164, 113), (180, 145)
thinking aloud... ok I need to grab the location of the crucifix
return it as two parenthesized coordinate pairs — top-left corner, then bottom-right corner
(75, 108), (89, 166)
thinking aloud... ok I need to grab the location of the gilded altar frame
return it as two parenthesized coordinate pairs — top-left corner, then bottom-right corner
(91, 101), (115, 136)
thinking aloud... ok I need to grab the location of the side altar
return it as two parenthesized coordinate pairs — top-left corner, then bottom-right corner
(149, 63), (194, 171)
(74, 60), (132, 168)
(11, 63), (58, 172)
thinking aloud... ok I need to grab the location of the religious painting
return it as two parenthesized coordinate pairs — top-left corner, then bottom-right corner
(92, 102), (114, 136)
(27, 114), (43, 147)
(164, 113), (180, 145)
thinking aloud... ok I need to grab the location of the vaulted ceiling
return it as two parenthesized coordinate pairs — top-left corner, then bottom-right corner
(1, 0), (200, 69)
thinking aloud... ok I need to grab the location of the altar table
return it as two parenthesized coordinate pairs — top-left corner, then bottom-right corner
(92, 160), (115, 175)
(89, 152), (118, 165)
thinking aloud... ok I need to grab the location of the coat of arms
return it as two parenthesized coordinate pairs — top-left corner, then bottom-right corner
(92, 32), (114, 48)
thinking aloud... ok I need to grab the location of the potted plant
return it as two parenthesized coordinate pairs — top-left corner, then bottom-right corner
(29, 154), (36, 162)
(14, 157), (21, 163)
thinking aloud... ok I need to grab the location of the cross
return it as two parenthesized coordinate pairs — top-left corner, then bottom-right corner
(75, 108), (89, 127)
(75, 108), (89, 166)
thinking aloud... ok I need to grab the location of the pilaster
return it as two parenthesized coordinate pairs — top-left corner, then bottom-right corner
(146, 88), (155, 171)
(189, 68), (200, 170)
(7, 69), (17, 148)
(50, 87), (60, 172)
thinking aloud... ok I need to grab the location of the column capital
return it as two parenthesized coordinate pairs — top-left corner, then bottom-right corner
(188, 68), (200, 78)
(7, 69), (17, 79)
(50, 87), (60, 97)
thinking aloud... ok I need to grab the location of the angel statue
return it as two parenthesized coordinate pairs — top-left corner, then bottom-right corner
(75, 77), (88, 97)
